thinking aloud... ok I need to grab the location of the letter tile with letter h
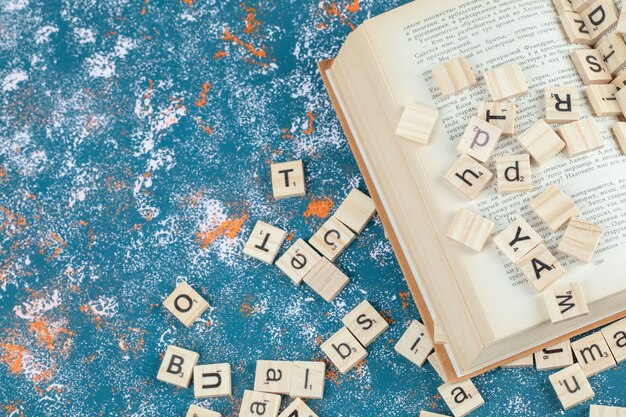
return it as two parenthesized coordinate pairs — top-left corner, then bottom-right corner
(194, 363), (232, 398)
(394, 320), (434, 367)
(239, 390), (281, 417)
(549, 363), (594, 410)
(163, 281), (209, 327)
(571, 332), (616, 377)
(437, 379), (485, 417)
(321, 327), (367, 374)
(254, 360), (293, 394)
(243, 221), (287, 264)
(456, 116), (503, 163)
(443, 154), (493, 199)
(157, 345), (199, 388)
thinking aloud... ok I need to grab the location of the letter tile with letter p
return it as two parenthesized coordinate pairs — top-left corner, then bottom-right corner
(456, 116), (502, 163)
(549, 363), (594, 410)
(194, 363), (232, 398)
(321, 327), (367, 374)
(437, 379), (484, 417)
(156, 345), (199, 388)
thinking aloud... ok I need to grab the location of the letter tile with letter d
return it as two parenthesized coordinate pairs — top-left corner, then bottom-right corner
(394, 320), (434, 367)
(163, 281), (209, 327)
(549, 363), (594, 410)
(156, 345), (199, 388)
(193, 363), (232, 398)
(186, 405), (221, 417)
(321, 327), (367, 374)
(571, 332), (616, 377)
(239, 390), (281, 417)
(437, 379), (484, 417)
(277, 398), (318, 417)
(254, 360), (293, 395)
(456, 116), (502, 163)
(496, 154), (532, 194)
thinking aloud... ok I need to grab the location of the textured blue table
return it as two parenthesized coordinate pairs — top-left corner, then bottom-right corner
(1, 0), (625, 416)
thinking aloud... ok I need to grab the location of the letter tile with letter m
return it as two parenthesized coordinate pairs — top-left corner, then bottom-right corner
(239, 390), (281, 417)
(456, 116), (502, 163)
(157, 345), (199, 388)
(254, 360), (293, 394)
(193, 363), (232, 398)
(321, 327), (367, 374)
(549, 363), (594, 410)
(437, 379), (484, 417)
(571, 332), (616, 377)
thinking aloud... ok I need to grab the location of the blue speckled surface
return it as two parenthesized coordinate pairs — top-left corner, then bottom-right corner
(1, 0), (625, 416)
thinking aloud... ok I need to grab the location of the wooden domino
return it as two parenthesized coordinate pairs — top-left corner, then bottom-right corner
(496, 154), (532, 194)
(558, 217), (603, 262)
(580, 0), (619, 43)
(289, 361), (325, 399)
(549, 363), (594, 410)
(557, 117), (604, 157)
(271, 160), (306, 199)
(163, 281), (209, 327)
(342, 300), (389, 347)
(517, 120), (565, 165)
(156, 345), (199, 388)
(186, 405), (221, 417)
(529, 185), (578, 232)
(446, 208), (494, 252)
(493, 217), (543, 263)
(572, 0), (595, 12)
(456, 116), (502, 163)
(333, 188), (376, 233)
(553, 0), (573, 14)
(484, 63), (529, 101)
(571, 331), (616, 376)
(276, 238), (321, 285)
(443, 154), (493, 199)
(601, 317), (626, 363)
(194, 363), (232, 398)
(534, 339), (574, 370)
(545, 87), (579, 123)
(254, 360), (293, 394)
(437, 379), (485, 417)
(395, 103), (439, 145)
(432, 56), (477, 98)
(309, 217), (355, 262)
(543, 282), (589, 323)
(559, 11), (593, 45)
(420, 412), (451, 417)
(477, 101), (516, 135)
(516, 243), (566, 292)
(239, 390), (281, 417)
(611, 122), (626, 154)
(586, 84), (622, 117)
(590, 404), (626, 417)
(501, 354), (534, 368)
(321, 327), (367, 374)
(571, 48), (613, 84)
(243, 221), (287, 264)
(394, 320), (434, 367)
(302, 257), (349, 302)
(278, 398), (318, 417)
(595, 33), (626, 75)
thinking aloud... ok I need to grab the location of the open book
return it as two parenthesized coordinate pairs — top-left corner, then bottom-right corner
(319, 0), (626, 381)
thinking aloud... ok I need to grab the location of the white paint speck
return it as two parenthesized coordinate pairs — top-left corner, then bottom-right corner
(85, 53), (116, 78)
(2, 69), (28, 92)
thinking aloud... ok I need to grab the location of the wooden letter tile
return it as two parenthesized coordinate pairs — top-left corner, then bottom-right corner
(432, 56), (477, 98)
(545, 87), (580, 123)
(395, 103), (439, 145)
(289, 361), (325, 399)
(496, 154), (532, 194)
(276, 238), (321, 285)
(516, 243), (566, 292)
(484, 63), (529, 101)
(437, 379), (485, 417)
(601, 317), (626, 363)
(420, 412), (451, 417)
(534, 339), (574, 370)
(243, 221), (287, 264)
(333, 188), (376, 233)
(586, 84), (622, 117)
(529, 185), (579, 232)
(594, 32), (626, 75)
(493, 217), (543, 263)
(553, 0), (573, 14)
(194, 363), (232, 398)
(618, 8), (626, 33)
(342, 300), (389, 347)
(308, 217), (355, 262)
(572, 0), (595, 12)
(163, 282), (209, 327)
(446, 208), (494, 252)
(239, 390), (282, 417)
(571, 332), (616, 376)
(549, 363), (594, 410)
(156, 345), (199, 388)
(501, 354), (534, 368)
(443, 154), (493, 199)
(394, 320), (434, 367)
(278, 398), (318, 417)
(543, 282), (589, 323)
(302, 257), (349, 302)
(321, 327), (367, 374)
(456, 116), (502, 163)
(186, 405), (221, 417)
(571, 49), (613, 84)
(517, 120), (565, 165)
(616, 87), (626, 117)
(581, 0), (619, 43)
(590, 404), (626, 417)
(477, 101), (516, 136)
(611, 122), (626, 154)
(254, 360), (293, 394)
(612, 67), (626, 88)
(428, 352), (449, 383)
(271, 160), (305, 199)
(557, 117), (604, 157)
(559, 11), (593, 45)
(558, 217), (603, 262)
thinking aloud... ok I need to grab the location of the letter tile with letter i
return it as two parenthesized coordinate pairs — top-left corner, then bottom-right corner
(289, 361), (325, 399)
(456, 116), (502, 163)
(321, 327), (367, 374)
(254, 360), (293, 394)
(243, 220), (287, 264)
(493, 217), (543, 264)
(496, 154), (532, 194)
(437, 379), (484, 417)
(163, 281), (209, 327)
(278, 398), (318, 417)
(271, 160), (306, 199)
(239, 390), (282, 417)
(590, 404), (626, 417)
(543, 282), (589, 323)
(545, 87), (579, 123)
(156, 345), (199, 388)
(601, 317), (626, 363)
(394, 320), (434, 367)
(342, 300), (389, 347)
(586, 84), (622, 117)
(186, 405), (221, 417)
(549, 363), (594, 410)
(534, 339), (574, 370)
(571, 332), (616, 377)
(193, 363), (232, 398)
(443, 154), (493, 199)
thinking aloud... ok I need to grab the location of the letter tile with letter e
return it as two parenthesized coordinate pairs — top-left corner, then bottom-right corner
(163, 281), (209, 327)
(321, 327), (367, 374)
(333, 188), (376, 234)
(571, 48), (613, 84)
(432, 56), (477, 98)
(601, 317), (626, 363)
(559, 11), (593, 45)
(289, 361), (325, 399)
(342, 300), (389, 347)
(549, 363), (594, 410)
(254, 360), (293, 395)
(394, 320), (434, 367)
(156, 345), (199, 388)
(581, 0), (619, 44)
(239, 390), (282, 417)
(493, 217), (543, 263)
(496, 154), (532, 194)
(456, 116), (502, 163)
(276, 238), (321, 285)
(557, 117), (605, 157)
(243, 221), (287, 264)
(194, 363), (232, 398)
(271, 160), (306, 199)
(420, 412), (451, 417)
(558, 217), (603, 263)
(447, 208), (494, 252)
(543, 282), (589, 324)
(529, 185), (578, 232)
(484, 63), (529, 101)
(437, 379), (484, 417)
(534, 339), (574, 370)
(302, 257), (349, 302)
(611, 122), (626, 154)
(595, 33), (626, 75)
(571, 332), (616, 377)
(395, 103), (439, 145)
(308, 217), (355, 262)
(278, 398), (318, 417)
(517, 120), (565, 165)
(545, 87), (579, 123)
(477, 101), (516, 136)
(443, 154), (493, 199)
(516, 244), (566, 292)
(590, 404), (626, 417)
(501, 354), (534, 368)
(186, 405), (221, 417)
(586, 84), (622, 117)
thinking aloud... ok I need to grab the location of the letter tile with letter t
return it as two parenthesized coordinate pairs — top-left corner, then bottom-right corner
(156, 345), (199, 388)
(545, 87), (579, 123)
(270, 160), (306, 200)
(571, 49), (612, 85)
(432, 56), (477, 98)
(534, 339), (574, 370)
(543, 282), (589, 324)
(308, 217), (355, 262)
(341, 300), (389, 347)
(529, 185), (579, 232)
(243, 221), (287, 264)
(186, 405), (221, 417)
(239, 390), (282, 417)
(595, 33), (626, 75)
(571, 332), (616, 377)
(254, 360), (293, 395)
(496, 154), (532, 194)
(321, 327), (367, 374)
(516, 120), (565, 165)
(456, 116), (502, 163)
(443, 154), (493, 200)
(277, 398), (318, 417)
(193, 363), (232, 398)
(493, 217), (543, 263)
(590, 404), (626, 417)
(163, 281), (209, 327)
(437, 379), (484, 417)
(289, 361), (325, 399)
(516, 243), (566, 292)
(558, 217), (603, 263)
(446, 208), (494, 253)
(580, 0), (619, 44)
(557, 117), (605, 157)
(477, 101), (516, 136)
(333, 188), (376, 234)
(395, 103), (439, 145)
(275, 238), (321, 285)
(549, 363), (594, 410)
(601, 317), (626, 363)
(484, 63), (529, 102)
(394, 320), (434, 367)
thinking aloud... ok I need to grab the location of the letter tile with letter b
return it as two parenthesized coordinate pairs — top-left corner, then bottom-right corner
(302, 257), (349, 302)
(586, 84), (622, 117)
(549, 363), (594, 410)
(571, 332), (616, 377)
(432, 56), (477, 98)
(276, 239), (321, 285)
(571, 49), (613, 84)
(581, 0), (619, 44)
(271, 160), (306, 200)
(437, 379), (484, 417)
(493, 217), (543, 263)
(559, 11), (593, 45)
(239, 390), (282, 417)
(529, 185), (579, 232)
(156, 345), (199, 388)
(558, 217), (603, 263)
(186, 405), (221, 417)
(590, 404), (626, 417)
(516, 120), (565, 165)
(477, 101), (516, 136)
(447, 208), (494, 252)
(601, 317), (626, 363)
(243, 221), (287, 264)
(557, 117), (605, 157)
(516, 244), (566, 292)
(545, 87), (579, 123)
(456, 116), (502, 163)
(278, 398), (318, 417)
(321, 327), (367, 374)
(289, 361), (325, 399)
(309, 217), (355, 262)
(611, 122), (626, 154)
(395, 103), (439, 145)
(496, 154), (532, 194)
(443, 154), (493, 199)
(534, 339), (574, 370)
(394, 320), (434, 367)
(484, 63), (529, 101)
(333, 188), (376, 234)
(194, 363), (232, 398)
(254, 360), (293, 395)
(342, 300), (389, 347)
(163, 281), (209, 327)
(543, 282), (589, 324)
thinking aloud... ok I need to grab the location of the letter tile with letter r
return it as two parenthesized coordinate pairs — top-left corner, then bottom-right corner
(516, 120), (565, 165)
(516, 243), (566, 292)
(437, 379), (484, 417)
(571, 332), (616, 377)
(545, 87), (579, 123)
(477, 101), (516, 136)
(590, 404), (626, 417)
(529, 185), (578, 232)
(443, 154), (493, 200)
(186, 405), (221, 417)
(276, 238), (321, 285)
(456, 116), (502, 163)
(549, 363), (594, 410)
(484, 63), (529, 102)
(580, 0), (619, 44)
(557, 117), (605, 157)
(270, 160), (306, 200)
(243, 220), (287, 264)
(156, 345), (199, 388)
(559, 11), (593, 45)
(342, 300), (389, 347)
(496, 154), (532, 194)
(254, 360), (293, 395)
(601, 317), (626, 363)
(289, 361), (325, 399)
(493, 217), (543, 263)
(239, 390), (282, 417)
(193, 363), (232, 398)
(277, 398), (318, 417)
(558, 217), (603, 263)
(394, 320), (434, 367)
(446, 208), (494, 253)
(534, 339), (574, 370)
(571, 49), (613, 84)
(163, 281), (210, 327)
(321, 327), (367, 374)
(308, 217), (355, 262)
(543, 282), (589, 323)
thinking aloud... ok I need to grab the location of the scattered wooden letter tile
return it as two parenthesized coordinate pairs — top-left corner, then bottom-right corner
(276, 238), (321, 285)
(558, 217), (603, 262)
(516, 243), (566, 292)
(432, 56), (477, 98)
(618, 8), (626, 33)
(496, 154), (532, 194)
(437, 379), (485, 417)
(545, 87), (580, 123)
(594, 33), (626, 75)
(321, 327), (367, 374)
(156, 345), (199, 388)
(271, 160), (306, 199)
(529, 185), (579, 232)
(186, 405), (221, 417)
(612, 67), (626, 88)
(428, 352), (449, 383)
(289, 361), (325, 399)
(534, 339), (574, 370)
(254, 360), (293, 394)
(302, 257), (349, 302)
(394, 320), (434, 367)
(278, 398), (318, 417)
(571, 331), (616, 377)
(501, 354), (534, 368)
(456, 116), (502, 163)
(549, 363), (594, 410)
(572, 0), (595, 12)
(243, 221), (287, 264)
(553, 0), (573, 13)
(590, 404), (626, 417)
(420, 412), (451, 417)
(581, 0), (619, 43)
(342, 300), (389, 347)
(616, 86), (626, 116)
(308, 217), (355, 262)
(601, 317), (626, 363)
(517, 120), (566, 165)
(586, 84), (622, 117)
(446, 208), (494, 252)
(194, 363), (232, 398)
(333, 188), (376, 233)
(493, 217), (543, 263)
(395, 103), (439, 145)
(571, 48), (613, 84)
(484, 63), (529, 101)
(611, 122), (626, 154)
(543, 282), (589, 323)
(443, 154), (493, 199)
(163, 281), (209, 327)
(559, 11), (593, 45)
(557, 117), (605, 157)
(239, 390), (282, 417)
(477, 101), (516, 136)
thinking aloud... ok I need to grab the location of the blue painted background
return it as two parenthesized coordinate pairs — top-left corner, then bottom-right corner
(1, 0), (625, 416)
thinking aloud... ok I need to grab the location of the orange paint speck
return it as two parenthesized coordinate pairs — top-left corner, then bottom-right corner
(29, 321), (54, 351)
(213, 50), (228, 59)
(242, 3), (260, 34)
(223, 28), (267, 58)
(346, 0), (360, 13)
(323, 3), (356, 31)
(181, 0), (194, 7)
(303, 197), (334, 219)
(301, 111), (315, 135)
(194, 82), (211, 107)
(399, 291), (411, 310)
(196, 213), (248, 249)
(0, 343), (27, 374)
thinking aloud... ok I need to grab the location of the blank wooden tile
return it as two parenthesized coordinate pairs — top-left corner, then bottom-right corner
(194, 363), (232, 398)
(447, 208), (494, 252)
(394, 320), (434, 367)
(321, 327), (367, 374)
(543, 282), (589, 324)
(529, 185), (579, 232)
(156, 345), (199, 388)
(289, 361), (325, 399)
(553, 0), (573, 14)
(395, 103), (439, 145)
(433, 318), (447, 345)
(456, 116), (502, 163)
(581, 0), (619, 43)
(443, 154), (493, 200)
(308, 217), (355, 262)
(278, 398), (318, 417)
(496, 154), (532, 194)
(516, 243), (566, 292)
(333, 188), (376, 233)
(558, 217), (603, 262)
(618, 9), (626, 33)
(186, 405), (221, 417)
(595, 33), (626, 75)
(616, 87), (626, 116)
(586, 84), (622, 117)
(590, 404), (626, 417)
(427, 352), (449, 383)
(342, 300), (389, 347)
(571, 49), (613, 84)
(432, 56), (477, 98)
(484, 63), (529, 101)
(420, 412), (451, 417)
(572, 0), (595, 12)
(163, 282), (209, 327)
(612, 67), (626, 88)
(493, 217), (543, 263)
(545, 87), (580, 123)
(549, 363), (594, 410)
(535, 339), (574, 370)
(571, 332), (616, 376)
(254, 360), (293, 394)
(517, 120), (566, 165)
(239, 390), (282, 417)
(611, 122), (626, 154)
(559, 11), (593, 45)
(276, 238), (321, 285)
(271, 160), (306, 199)
(437, 379), (485, 417)
(557, 117), (605, 157)
(477, 101), (516, 136)
(601, 317), (626, 363)
(501, 354), (534, 368)
(302, 257), (349, 302)
(243, 221), (287, 264)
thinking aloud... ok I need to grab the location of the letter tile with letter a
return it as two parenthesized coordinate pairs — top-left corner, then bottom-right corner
(543, 282), (589, 323)
(254, 360), (293, 395)
(239, 390), (282, 417)
(194, 363), (232, 398)
(394, 320), (434, 367)
(477, 101), (516, 136)
(271, 160), (306, 199)
(534, 339), (574, 370)
(432, 56), (477, 98)
(557, 117), (605, 157)
(611, 122), (626, 154)
(601, 317), (626, 363)
(163, 281), (210, 327)
(186, 405), (221, 417)
(571, 332), (616, 376)
(321, 327), (367, 374)
(517, 120), (565, 165)
(545, 87), (579, 123)
(308, 217), (355, 262)
(447, 208), (494, 252)
(516, 244), (566, 292)
(277, 398), (318, 417)
(289, 361), (325, 399)
(571, 48), (613, 84)
(395, 103), (439, 145)
(333, 188), (376, 234)
(590, 404), (626, 417)
(580, 0), (619, 44)
(586, 84), (622, 117)
(437, 379), (484, 417)
(156, 345), (200, 388)
(558, 217), (603, 263)
(276, 239), (321, 285)
(496, 154), (532, 194)
(493, 217), (543, 263)
(456, 116), (503, 163)
(484, 63), (529, 101)
(559, 11), (593, 45)
(243, 221), (287, 264)
(342, 300), (389, 347)
(302, 257), (349, 302)
(443, 154), (493, 200)
(549, 363), (594, 410)
(529, 185), (578, 232)
(595, 33), (626, 75)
